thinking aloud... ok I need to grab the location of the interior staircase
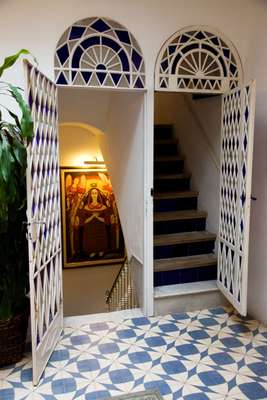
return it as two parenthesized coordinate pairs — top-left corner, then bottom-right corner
(153, 124), (226, 315)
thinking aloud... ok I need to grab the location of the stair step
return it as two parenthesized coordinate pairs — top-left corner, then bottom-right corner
(154, 280), (218, 299)
(154, 210), (207, 222)
(154, 190), (198, 200)
(154, 231), (216, 246)
(154, 253), (217, 272)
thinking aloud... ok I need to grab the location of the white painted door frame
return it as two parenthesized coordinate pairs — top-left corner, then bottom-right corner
(143, 89), (154, 316)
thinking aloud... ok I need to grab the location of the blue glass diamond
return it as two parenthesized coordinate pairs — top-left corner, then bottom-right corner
(57, 44), (69, 65)
(91, 18), (110, 33)
(69, 26), (86, 40)
(132, 49), (142, 70)
(56, 72), (68, 85)
(115, 30), (131, 44)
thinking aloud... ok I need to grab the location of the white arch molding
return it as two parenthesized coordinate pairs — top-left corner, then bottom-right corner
(55, 17), (145, 89)
(155, 26), (243, 93)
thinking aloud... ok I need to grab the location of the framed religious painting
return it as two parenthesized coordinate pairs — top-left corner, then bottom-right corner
(60, 167), (125, 268)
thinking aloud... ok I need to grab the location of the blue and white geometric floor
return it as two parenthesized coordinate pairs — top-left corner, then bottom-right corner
(1, 307), (267, 400)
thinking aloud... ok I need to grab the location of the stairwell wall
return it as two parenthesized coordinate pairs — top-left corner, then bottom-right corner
(154, 92), (221, 237)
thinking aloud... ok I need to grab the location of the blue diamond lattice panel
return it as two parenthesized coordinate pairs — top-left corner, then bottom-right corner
(155, 26), (243, 93)
(55, 17), (145, 89)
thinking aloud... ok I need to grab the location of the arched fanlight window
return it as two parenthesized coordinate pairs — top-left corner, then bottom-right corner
(55, 17), (145, 89)
(155, 26), (243, 93)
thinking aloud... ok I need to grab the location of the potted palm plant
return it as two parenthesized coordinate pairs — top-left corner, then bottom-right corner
(0, 50), (34, 366)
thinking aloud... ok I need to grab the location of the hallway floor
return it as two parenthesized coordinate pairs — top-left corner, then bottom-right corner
(1, 307), (267, 400)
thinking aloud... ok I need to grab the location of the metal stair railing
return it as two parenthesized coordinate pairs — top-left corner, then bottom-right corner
(105, 257), (138, 312)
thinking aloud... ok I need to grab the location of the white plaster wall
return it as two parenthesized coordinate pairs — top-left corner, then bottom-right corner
(1, 0), (267, 321)
(154, 92), (221, 236)
(100, 91), (145, 261)
(59, 124), (104, 166)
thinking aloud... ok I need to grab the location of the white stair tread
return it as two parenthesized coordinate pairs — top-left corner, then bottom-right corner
(154, 253), (217, 272)
(154, 280), (218, 299)
(154, 209), (207, 221)
(154, 231), (216, 246)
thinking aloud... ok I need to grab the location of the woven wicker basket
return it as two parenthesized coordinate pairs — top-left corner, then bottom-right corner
(0, 305), (29, 367)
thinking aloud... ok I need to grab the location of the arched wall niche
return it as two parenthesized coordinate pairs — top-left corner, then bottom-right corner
(155, 25), (244, 93)
(55, 17), (145, 89)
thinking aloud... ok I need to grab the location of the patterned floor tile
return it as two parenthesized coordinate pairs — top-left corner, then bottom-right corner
(1, 307), (267, 399)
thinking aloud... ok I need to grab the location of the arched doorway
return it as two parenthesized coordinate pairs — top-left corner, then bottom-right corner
(153, 26), (255, 318)
(25, 17), (147, 385)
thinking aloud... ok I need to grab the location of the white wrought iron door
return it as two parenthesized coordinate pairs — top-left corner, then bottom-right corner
(218, 81), (256, 316)
(25, 61), (63, 385)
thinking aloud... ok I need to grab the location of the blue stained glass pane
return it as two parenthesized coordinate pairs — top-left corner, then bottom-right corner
(210, 37), (220, 46)
(125, 74), (130, 83)
(195, 31), (205, 40)
(131, 49), (142, 70)
(81, 36), (100, 50)
(134, 77), (144, 88)
(102, 36), (121, 53)
(69, 26), (86, 40)
(223, 48), (230, 59)
(71, 71), (77, 81)
(96, 71), (107, 84)
(71, 46), (84, 68)
(57, 44), (69, 65)
(111, 73), (121, 85)
(81, 71), (92, 83)
(91, 18), (110, 33)
(56, 72), (68, 85)
(96, 64), (106, 70)
(160, 80), (167, 88)
(161, 59), (169, 72)
(168, 45), (177, 55)
(180, 34), (190, 43)
(118, 49), (130, 72)
(115, 30), (131, 44)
